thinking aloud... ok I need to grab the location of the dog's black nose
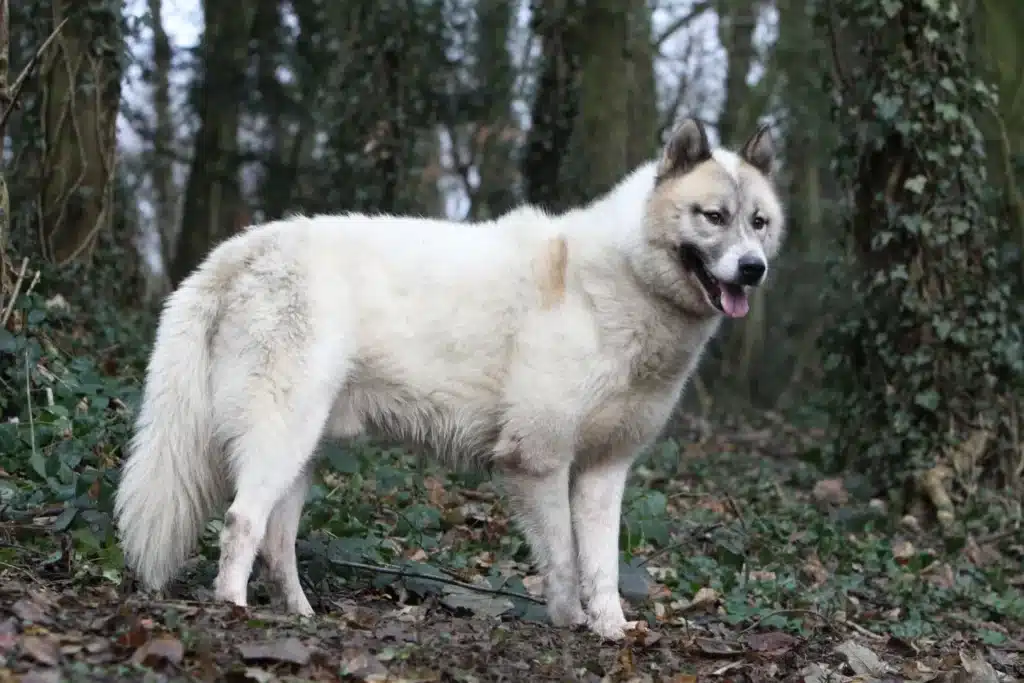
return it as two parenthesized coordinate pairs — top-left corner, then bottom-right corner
(736, 254), (766, 286)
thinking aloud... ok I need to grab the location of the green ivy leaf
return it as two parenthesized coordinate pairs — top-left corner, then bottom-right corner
(914, 390), (940, 412)
(904, 176), (927, 194)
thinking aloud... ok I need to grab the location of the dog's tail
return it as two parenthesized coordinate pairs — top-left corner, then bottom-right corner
(113, 278), (227, 591)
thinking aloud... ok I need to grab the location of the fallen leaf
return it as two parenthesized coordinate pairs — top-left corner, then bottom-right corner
(799, 663), (839, 683)
(340, 648), (389, 682)
(21, 635), (60, 667)
(958, 651), (999, 683)
(625, 622), (662, 648)
(680, 587), (719, 614)
(802, 553), (830, 588)
(19, 670), (62, 683)
(745, 631), (799, 655)
(892, 539), (915, 564)
(695, 637), (743, 656)
(813, 478), (849, 505)
(131, 636), (185, 667)
(238, 637), (311, 666)
(439, 585), (513, 619)
(835, 639), (890, 676)
(748, 570), (777, 582)
(12, 599), (49, 624)
(0, 618), (17, 654)
(115, 619), (150, 648)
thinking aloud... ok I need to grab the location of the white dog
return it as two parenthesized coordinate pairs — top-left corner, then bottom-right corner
(114, 117), (785, 640)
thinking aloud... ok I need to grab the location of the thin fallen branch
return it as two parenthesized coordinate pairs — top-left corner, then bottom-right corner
(0, 255), (26, 326)
(332, 559), (546, 605)
(737, 608), (832, 635)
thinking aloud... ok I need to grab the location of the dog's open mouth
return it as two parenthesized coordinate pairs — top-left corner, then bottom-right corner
(678, 245), (750, 318)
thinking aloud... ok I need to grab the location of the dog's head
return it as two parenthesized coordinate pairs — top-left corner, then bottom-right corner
(639, 117), (785, 319)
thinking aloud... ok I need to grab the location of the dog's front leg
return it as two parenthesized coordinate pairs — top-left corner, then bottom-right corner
(495, 448), (585, 629)
(571, 454), (638, 640)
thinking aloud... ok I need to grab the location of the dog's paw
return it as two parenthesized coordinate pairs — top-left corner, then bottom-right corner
(587, 616), (647, 641)
(548, 600), (588, 629)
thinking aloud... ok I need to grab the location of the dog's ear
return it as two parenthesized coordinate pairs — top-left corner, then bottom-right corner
(657, 118), (712, 180)
(741, 124), (775, 177)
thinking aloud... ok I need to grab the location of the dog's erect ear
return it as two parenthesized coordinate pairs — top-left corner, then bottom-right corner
(741, 124), (775, 177)
(657, 118), (712, 180)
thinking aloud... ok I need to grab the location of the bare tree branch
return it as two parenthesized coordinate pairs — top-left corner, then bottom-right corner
(654, 1), (712, 50)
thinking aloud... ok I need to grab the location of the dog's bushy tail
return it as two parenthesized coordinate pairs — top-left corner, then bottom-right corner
(113, 280), (226, 591)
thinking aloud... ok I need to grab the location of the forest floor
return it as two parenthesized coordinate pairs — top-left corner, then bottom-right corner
(2, 411), (1022, 682)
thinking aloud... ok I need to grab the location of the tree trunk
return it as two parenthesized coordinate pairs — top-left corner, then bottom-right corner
(817, 0), (1024, 497)
(0, 0), (9, 293)
(169, 0), (258, 286)
(470, 1), (518, 220)
(523, 0), (657, 211)
(714, 0), (761, 145)
(146, 0), (176, 275)
(521, 0), (586, 212)
(36, 0), (123, 265)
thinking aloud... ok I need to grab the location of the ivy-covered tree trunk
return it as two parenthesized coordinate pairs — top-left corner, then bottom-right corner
(816, 0), (1024, 503)
(36, 0), (123, 265)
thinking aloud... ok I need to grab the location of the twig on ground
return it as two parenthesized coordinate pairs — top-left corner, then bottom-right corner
(723, 491), (748, 532)
(737, 608), (832, 635)
(835, 615), (888, 641)
(976, 528), (1019, 545)
(0, 255), (26, 326)
(636, 522), (723, 567)
(332, 559), (546, 605)
(24, 350), (37, 463)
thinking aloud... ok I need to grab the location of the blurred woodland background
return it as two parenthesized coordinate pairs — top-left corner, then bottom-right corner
(0, 0), (1023, 582)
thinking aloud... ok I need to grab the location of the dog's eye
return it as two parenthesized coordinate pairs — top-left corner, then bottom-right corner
(703, 210), (725, 226)
(752, 215), (768, 230)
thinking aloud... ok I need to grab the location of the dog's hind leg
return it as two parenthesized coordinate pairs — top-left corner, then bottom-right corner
(259, 467), (314, 616)
(213, 388), (332, 611)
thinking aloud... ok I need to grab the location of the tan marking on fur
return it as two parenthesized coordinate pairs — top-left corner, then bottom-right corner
(537, 236), (568, 309)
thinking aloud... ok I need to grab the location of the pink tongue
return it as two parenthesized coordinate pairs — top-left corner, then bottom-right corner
(720, 287), (749, 318)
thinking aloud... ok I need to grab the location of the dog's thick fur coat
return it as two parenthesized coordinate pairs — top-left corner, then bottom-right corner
(114, 118), (786, 640)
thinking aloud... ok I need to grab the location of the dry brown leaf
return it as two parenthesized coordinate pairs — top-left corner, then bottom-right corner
(237, 637), (311, 666)
(695, 637), (743, 656)
(20, 635), (60, 667)
(12, 599), (50, 625)
(801, 552), (830, 589)
(680, 586), (720, 614)
(745, 631), (799, 655)
(799, 662), (842, 683)
(131, 636), (185, 667)
(19, 670), (62, 683)
(835, 639), (890, 676)
(957, 651), (999, 683)
(340, 648), (389, 682)
(892, 539), (915, 564)
(812, 478), (849, 505)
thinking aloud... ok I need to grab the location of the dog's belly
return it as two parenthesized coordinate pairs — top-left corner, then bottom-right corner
(324, 362), (505, 467)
